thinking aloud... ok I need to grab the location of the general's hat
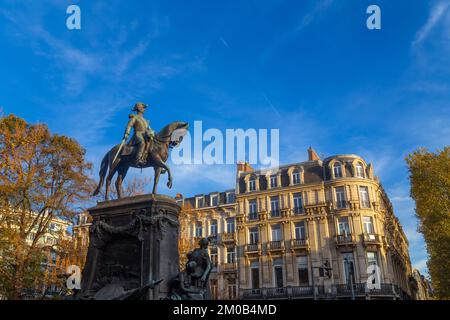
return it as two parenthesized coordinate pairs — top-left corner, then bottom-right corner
(131, 102), (148, 111)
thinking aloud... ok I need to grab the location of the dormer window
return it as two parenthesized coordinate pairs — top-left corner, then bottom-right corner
(270, 175), (278, 188)
(226, 192), (235, 204)
(355, 163), (365, 178)
(292, 170), (301, 185)
(249, 179), (256, 192)
(333, 163), (343, 178)
(196, 197), (204, 208)
(211, 194), (218, 206)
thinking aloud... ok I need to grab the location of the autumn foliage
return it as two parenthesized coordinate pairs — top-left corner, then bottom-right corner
(0, 114), (94, 299)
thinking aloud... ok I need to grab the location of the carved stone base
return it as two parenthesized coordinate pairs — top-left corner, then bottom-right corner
(79, 194), (180, 300)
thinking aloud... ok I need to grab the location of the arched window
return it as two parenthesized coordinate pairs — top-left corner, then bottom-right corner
(333, 163), (343, 178)
(355, 162), (365, 178)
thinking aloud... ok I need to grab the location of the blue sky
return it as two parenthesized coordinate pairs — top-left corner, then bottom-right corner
(1, 0), (450, 276)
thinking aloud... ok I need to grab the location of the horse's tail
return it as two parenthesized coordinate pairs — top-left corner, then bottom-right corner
(92, 152), (109, 196)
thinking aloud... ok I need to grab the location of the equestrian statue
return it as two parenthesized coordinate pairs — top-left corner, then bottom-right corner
(93, 102), (188, 200)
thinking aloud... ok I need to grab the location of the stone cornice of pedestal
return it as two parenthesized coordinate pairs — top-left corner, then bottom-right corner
(89, 194), (180, 217)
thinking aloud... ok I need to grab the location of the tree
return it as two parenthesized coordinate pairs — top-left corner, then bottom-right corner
(0, 114), (94, 299)
(178, 201), (196, 270)
(406, 147), (450, 299)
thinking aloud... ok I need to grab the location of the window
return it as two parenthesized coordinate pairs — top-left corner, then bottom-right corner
(363, 216), (375, 234)
(211, 195), (219, 206)
(226, 247), (236, 263)
(273, 258), (284, 288)
(356, 163), (365, 178)
(270, 175), (278, 188)
(297, 256), (309, 285)
(249, 227), (259, 244)
(227, 279), (237, 299)
(359, 186), (370, 208)
(292, 170), (301, 185)
(293, 193), (304, 214)
(210, 219), (218, 236)
(226, 218), (235, 233)
(343, 252), (356, 285)
(270, 196), (280, 217)
(335, 187), (346, 208)
(338, 217), (351, 236)
(273, 266), (284, 288)
(333, 163), (343, 178)
(196, 197), (204, 208)
(50, 251), (57, 264)
(295, 222), (306, 240)
(210, 279), (218, 299)
(271, 224), (282, 241)
(251, 265), (260, 289)
(195, 222), (203, 237)
(210, 247), (218, 267)
(226, 192), (235, 204)
(367, 252), (378, 267)
(249, 179), (256, 192)
(248, 200), (258, 220)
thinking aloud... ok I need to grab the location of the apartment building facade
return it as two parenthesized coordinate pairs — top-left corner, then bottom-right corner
(180, 148), (420, 299)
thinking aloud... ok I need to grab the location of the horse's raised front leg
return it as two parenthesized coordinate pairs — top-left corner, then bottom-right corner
(152, 167), (162, 194)
(152, 155), (172, 189)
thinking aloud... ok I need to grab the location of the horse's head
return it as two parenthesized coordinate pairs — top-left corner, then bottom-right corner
(156, 121), (189, 147)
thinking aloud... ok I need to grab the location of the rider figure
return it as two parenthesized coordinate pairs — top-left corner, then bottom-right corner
(123, 102), (155, 167)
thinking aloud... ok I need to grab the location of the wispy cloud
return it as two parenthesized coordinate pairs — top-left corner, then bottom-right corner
(413, 1), (450, 47)
(294, 0), (334, 32)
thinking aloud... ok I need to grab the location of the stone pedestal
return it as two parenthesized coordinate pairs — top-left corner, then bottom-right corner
(79, 194), (180, 300)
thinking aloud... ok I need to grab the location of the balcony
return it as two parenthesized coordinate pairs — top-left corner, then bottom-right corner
(335, 283), (398, 299)
(293, 207), (304, 215)
(290, 238), (309, 251)
(266, 240), (284, 253)
(222, 262), (237, 273)
(241, 283), (401, 300)
(221, 232), (236, 244)
(335, 234), (356, 247)
(241, 288), (263, 299)
(244, 243), (261, 255)
(362, 233), (383, 246)
(241, 286), (324, 300)
(266, 287), (288, 299)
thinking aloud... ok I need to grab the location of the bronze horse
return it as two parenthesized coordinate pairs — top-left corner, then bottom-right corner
(93, 121), (189, 200)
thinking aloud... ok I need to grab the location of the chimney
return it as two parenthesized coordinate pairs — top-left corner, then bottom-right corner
(308, 147), (320, 161)
(237, 162), (254, 173)
(175, 193), (183, 200)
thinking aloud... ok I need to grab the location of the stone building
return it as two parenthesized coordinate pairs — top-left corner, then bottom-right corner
(180, 148), (420, 299)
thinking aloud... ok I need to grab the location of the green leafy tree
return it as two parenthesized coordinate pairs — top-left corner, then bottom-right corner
(406, 147), (450, 299)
